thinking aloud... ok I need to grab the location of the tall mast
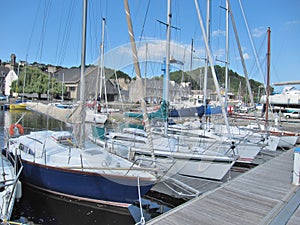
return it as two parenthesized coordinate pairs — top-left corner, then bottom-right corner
(95, 18), (106, 112)
(164, 0), (171, 135)
(265, 27), (271, 127)
(227, 0), (261, 131)
(124, 0), (154, 160)
(224, 0), (229, 110)
(190, 38), (194, 72)
(144, 43), (148, 96)
(100, 18), (108, 113)
(227, 0), (255, 108)
(61, 73), (64, 102)
(203, 0), (210, 107)
(194, 0), (232, 137)
(79, 0), (87, 148)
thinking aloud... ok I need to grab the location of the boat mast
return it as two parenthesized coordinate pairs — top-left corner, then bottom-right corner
(79, 0), (87, 148)
(265, 27), (271, 127)
(144, 43), (148, 97)
(190, 38), (194, 72)
(95, 18), (105, 112)
(164, 0), (171, 135)
(194, 0), (232, 138)
(224, 0), (229, 110)
(124, 0), (155, 160)
(226, 0), (262, 131)
(227, 0), (255, 109)
(99, 18), (108, 113)
(203, 0), (210, 107)
(22, 58), (27, 102)
(61, 73), (64, 102)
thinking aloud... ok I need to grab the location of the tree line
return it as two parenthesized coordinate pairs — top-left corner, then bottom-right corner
(11, 63), (266, 103)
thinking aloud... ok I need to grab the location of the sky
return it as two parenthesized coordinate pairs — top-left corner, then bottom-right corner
(1, 0), (300, 91)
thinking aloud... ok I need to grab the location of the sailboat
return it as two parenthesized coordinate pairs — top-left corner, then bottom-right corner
(249, 27), (299, 148)
(3, 0), (157, 207)
(260, 86), (300, 109)
(0, 152), (22, 221)
(85, 18), (108, 124)
(89, 0), (239, 182)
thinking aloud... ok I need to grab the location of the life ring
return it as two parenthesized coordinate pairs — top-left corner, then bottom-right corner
(9, 124), (24, 137)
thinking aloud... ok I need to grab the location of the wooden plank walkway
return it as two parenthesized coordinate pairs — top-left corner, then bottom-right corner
(148, 148), (300, 225)
(287, 205), (300, 225)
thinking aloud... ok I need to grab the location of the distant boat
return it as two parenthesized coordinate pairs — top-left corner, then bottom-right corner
(9, 99), (27, 110)
(52, 102), (76, 109)
(169, 105), (205, 118)
(89, 126), (238, 180)
(260, 86), (300, 108)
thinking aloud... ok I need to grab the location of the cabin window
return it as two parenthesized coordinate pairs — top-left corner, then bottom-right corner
(28, 148), (35, 156)
(19, 143), (25, 151)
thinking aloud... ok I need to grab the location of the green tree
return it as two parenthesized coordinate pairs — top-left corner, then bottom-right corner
(11, 66), (65, 99)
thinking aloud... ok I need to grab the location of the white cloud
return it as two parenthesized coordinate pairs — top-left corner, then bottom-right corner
(252, 26), (266, 38)
(285, 20), (300, 26)
(100, 39), (201, 72)
(212, 29), (226, 37)
(234, 52), (250, 61)
(243, 53), (250, 60)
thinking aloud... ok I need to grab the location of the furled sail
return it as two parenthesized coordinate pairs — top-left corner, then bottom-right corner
(26, 102), (82, 124)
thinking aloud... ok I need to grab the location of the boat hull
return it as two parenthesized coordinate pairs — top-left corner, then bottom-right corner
(169, 106), (204, 117)
(9, 103), (27, 110)
(19, 159), (154, 206)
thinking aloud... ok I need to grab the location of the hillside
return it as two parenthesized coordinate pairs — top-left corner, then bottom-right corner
(169, 65), (266, 103)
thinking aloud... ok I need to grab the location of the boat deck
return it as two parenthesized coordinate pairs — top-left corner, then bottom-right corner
(148, 148), (300, 225)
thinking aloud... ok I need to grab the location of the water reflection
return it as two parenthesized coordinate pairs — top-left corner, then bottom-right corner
(2, 110), (69, 133)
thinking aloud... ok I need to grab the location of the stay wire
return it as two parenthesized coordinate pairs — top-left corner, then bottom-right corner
(36, 0), (52, 62)
(26, 1), (42, 60)
(59, 0), (76, 66)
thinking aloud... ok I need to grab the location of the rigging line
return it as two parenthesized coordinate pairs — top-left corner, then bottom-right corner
(60, 0), (75, 65)
(55, 3), (64, 65)
(128, 1), (151, 78)
(89, 0), (101, 63)
(133, 0), (150, 79)
(55, 0), (74, 65)
(26, 0), (42, 59)
(247, 32), (267, 82)
(215, 0), (224, 60)
(58, 0), (76, 65)
(37, 0), (53, 62)
(137, 0), (150, 45)
(171, 0), (182, 58)
(238, 0), (266, 87)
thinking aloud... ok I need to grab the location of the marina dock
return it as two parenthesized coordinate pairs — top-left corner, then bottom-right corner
(148, 148), (300, 225)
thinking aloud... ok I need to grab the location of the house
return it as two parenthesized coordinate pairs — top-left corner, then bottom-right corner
(53, 66), (123, 101)
(0, 65), (9, 95)
(0, 54), (18, 96)
(128, 78), (191, 104)
(5, 70), (18, 96)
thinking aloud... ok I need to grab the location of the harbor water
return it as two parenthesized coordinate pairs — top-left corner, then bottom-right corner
(0, 109), (171, 225)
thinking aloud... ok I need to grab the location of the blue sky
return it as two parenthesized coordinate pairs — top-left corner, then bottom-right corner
(1, 0), (300, 91)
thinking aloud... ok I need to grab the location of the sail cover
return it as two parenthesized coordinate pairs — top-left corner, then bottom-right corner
(26, 102), (83, 124)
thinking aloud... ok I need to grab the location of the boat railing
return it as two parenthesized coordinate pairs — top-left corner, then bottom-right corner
(124, 157), (166, 177)
(4, 164), (23, 213)
(0, 153), (23, 220)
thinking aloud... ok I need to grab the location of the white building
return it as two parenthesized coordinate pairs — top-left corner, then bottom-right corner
(5, 69), (18, 96)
